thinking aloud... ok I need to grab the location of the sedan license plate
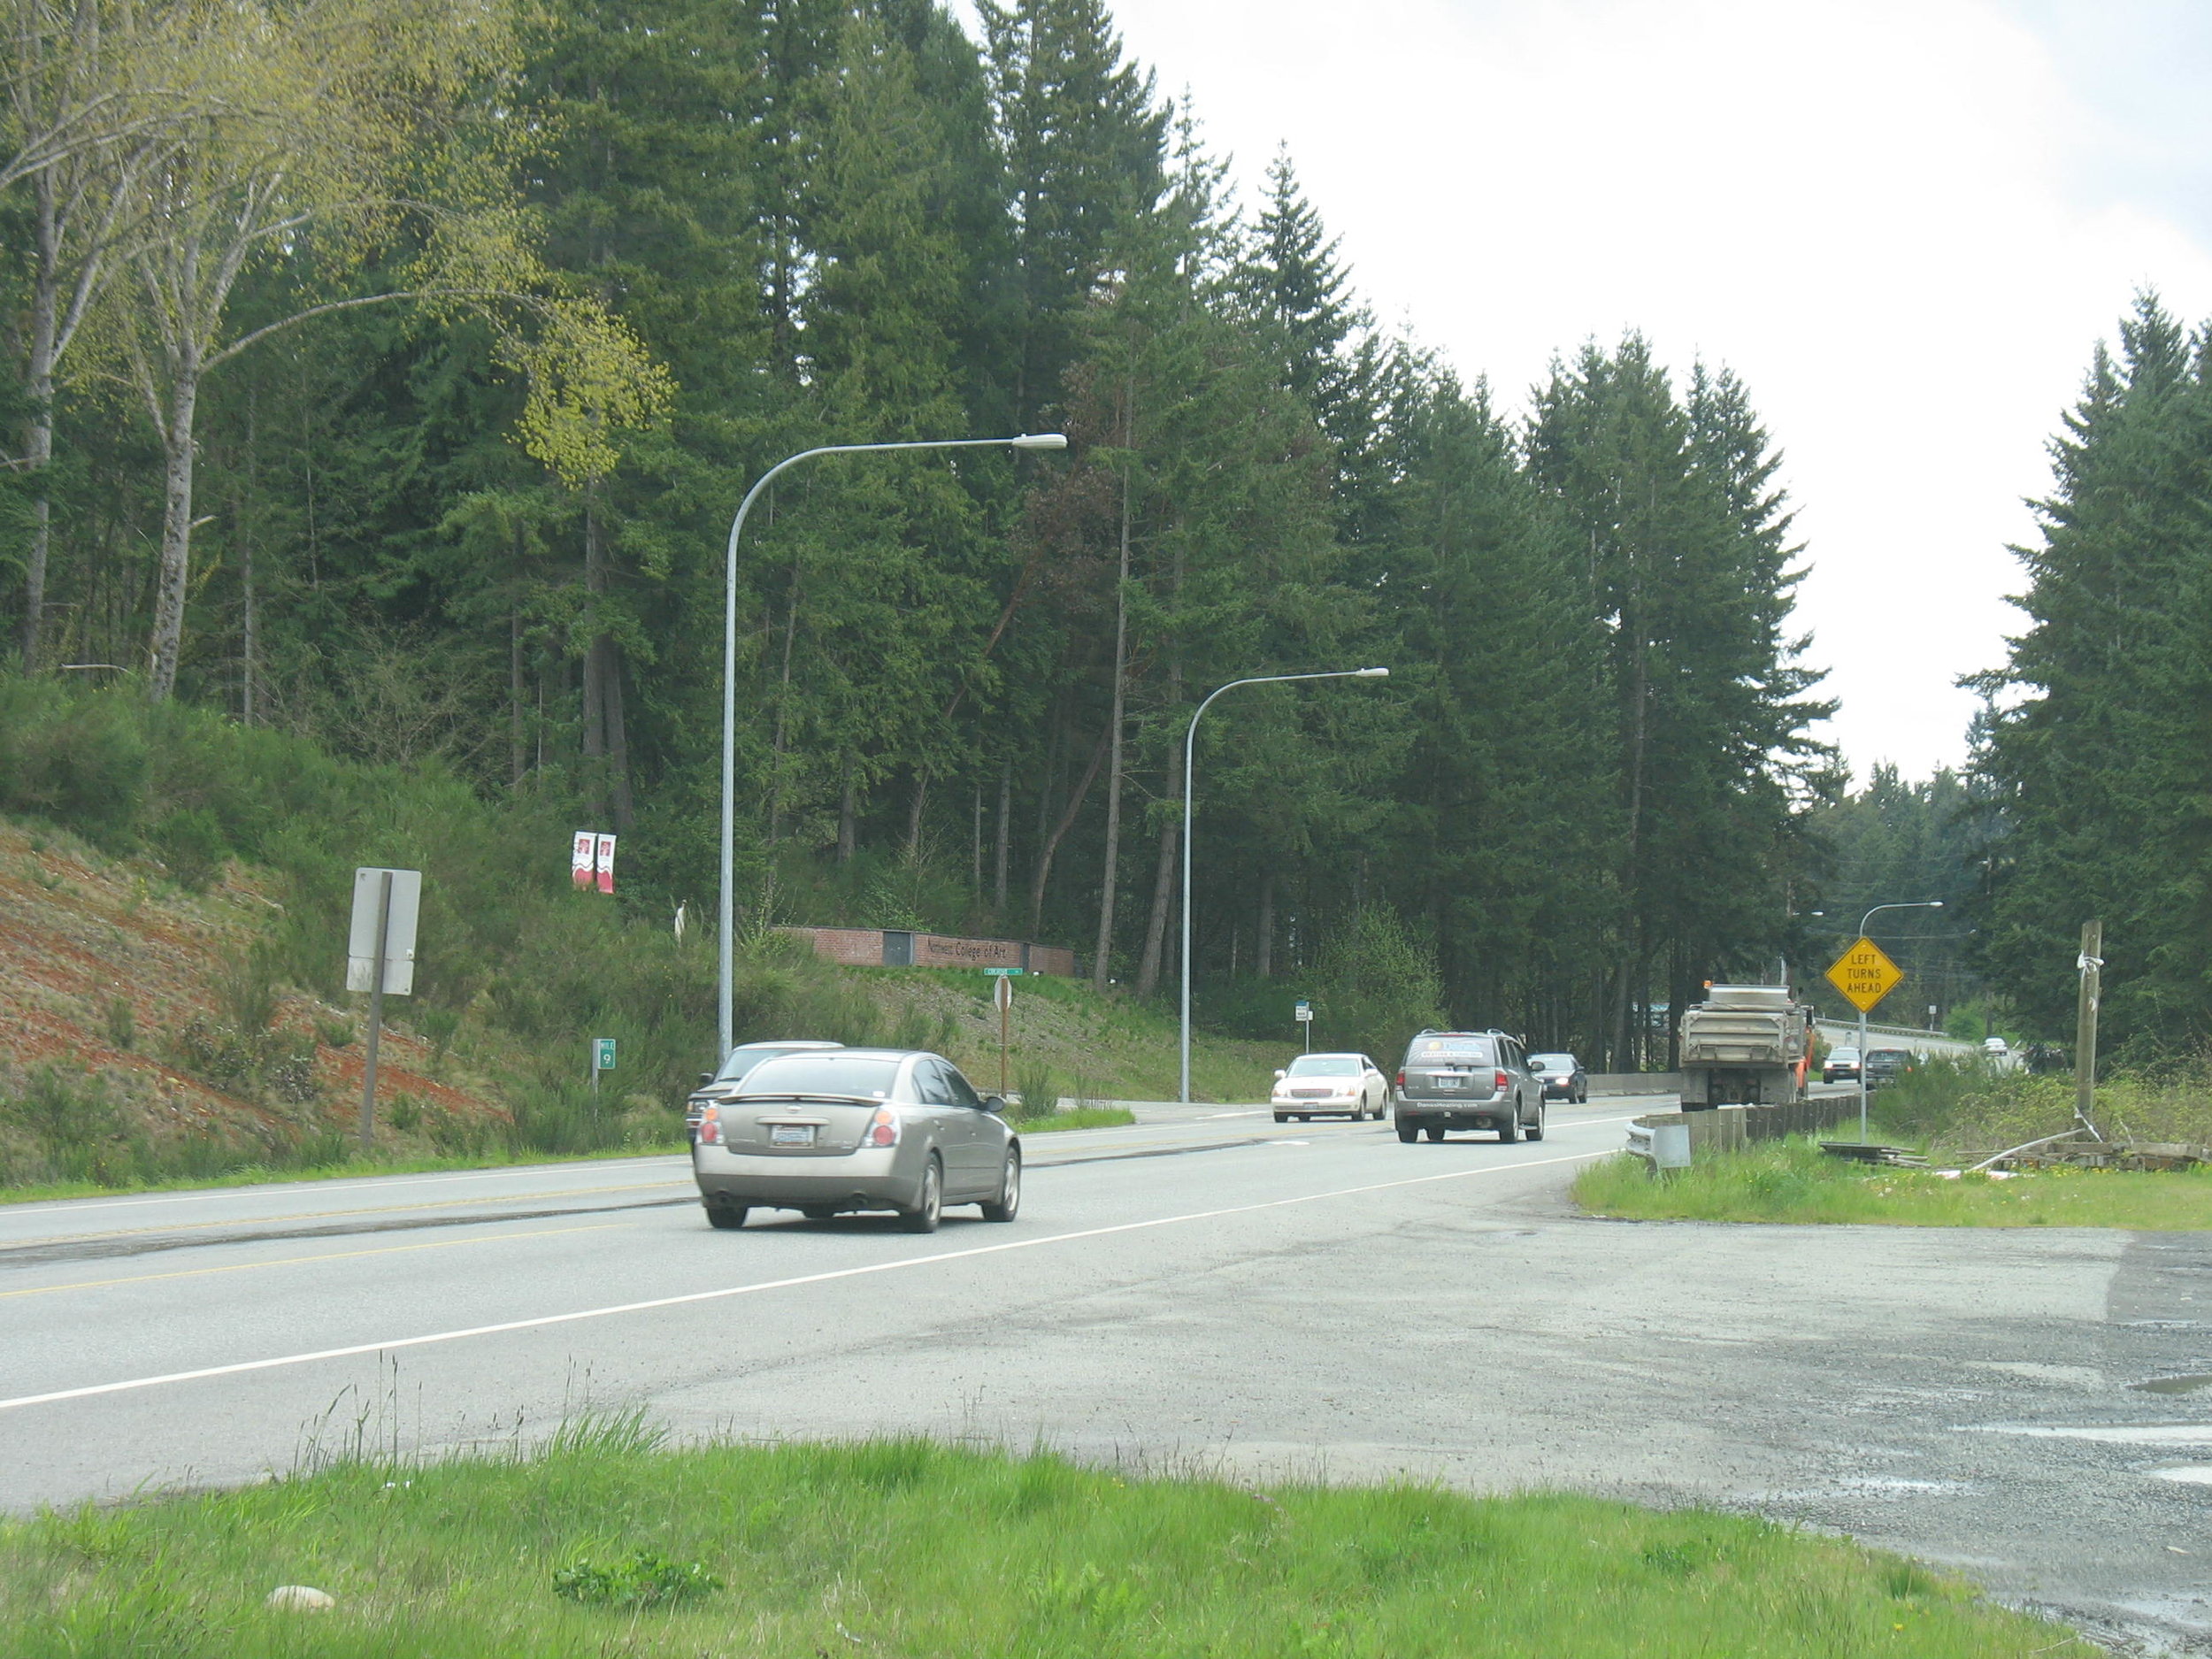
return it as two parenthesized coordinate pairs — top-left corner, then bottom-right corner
(769, 1124), (817, 1148)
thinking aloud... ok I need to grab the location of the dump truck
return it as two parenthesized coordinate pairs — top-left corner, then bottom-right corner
(1678, 984), (1814, 1109)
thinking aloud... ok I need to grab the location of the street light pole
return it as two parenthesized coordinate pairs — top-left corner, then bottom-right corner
(1855, 899), (1943, 1143)
(1179, 667), (1389, 1105)
(718, 433), (1067, 1061)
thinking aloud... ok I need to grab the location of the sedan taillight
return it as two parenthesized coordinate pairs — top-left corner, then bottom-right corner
(866, 1109), (899, 1148)
(697, 1105), (721, 1146)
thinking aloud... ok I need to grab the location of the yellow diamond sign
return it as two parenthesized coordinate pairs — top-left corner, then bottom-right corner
(1825, 935), (1905, 1014)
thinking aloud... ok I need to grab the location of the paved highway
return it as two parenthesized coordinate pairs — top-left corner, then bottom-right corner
(3, 1097), (2208, 1650)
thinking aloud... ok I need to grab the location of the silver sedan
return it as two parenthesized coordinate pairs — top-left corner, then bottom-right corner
(691, 1048), (1020, 1233)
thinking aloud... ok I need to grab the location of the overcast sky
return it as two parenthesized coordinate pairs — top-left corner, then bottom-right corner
(971, 0), (2212, 782)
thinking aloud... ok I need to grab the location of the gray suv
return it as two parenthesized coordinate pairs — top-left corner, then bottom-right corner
(1394, 1029), (1546, 1144)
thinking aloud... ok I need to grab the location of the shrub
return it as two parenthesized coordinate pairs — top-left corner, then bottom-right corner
(149, 808), (227, 891)
(1308, 904), (1448, 1064)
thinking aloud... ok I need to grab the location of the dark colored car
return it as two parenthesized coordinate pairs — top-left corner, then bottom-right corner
(1862, 1048), (1918, 1089)
(1393, 1029), (1547, 1144)
(1530, 1052), (1586, 1103)
(1822, 1045), (1862, 1085)
(686, 1040), (844, 1141)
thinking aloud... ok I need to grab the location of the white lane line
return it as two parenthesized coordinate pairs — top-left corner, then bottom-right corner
(1961, 1424), (2212, 1446)
(0, 1146), (1615, 1414)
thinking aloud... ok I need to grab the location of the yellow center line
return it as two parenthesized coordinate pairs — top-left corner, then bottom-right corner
(6, 1180), (691, 1248)
(0, 1223), (628, 1301)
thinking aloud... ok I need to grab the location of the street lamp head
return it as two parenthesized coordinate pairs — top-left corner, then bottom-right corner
(1010, 433), (1068, 450)
(1355, 666), (1390, 678)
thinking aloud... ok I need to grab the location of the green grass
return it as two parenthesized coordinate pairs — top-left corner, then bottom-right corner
(1576, 1135), (2212, 1227)
(1008, 1105), (1137, 1133)
(0, 1428), (2089, 1657)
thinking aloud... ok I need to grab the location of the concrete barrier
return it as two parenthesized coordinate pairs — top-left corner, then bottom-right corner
(1624, 1094), (1863, 1165)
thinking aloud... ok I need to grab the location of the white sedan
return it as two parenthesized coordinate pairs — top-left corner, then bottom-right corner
(1271, 1052), (1389, 1121)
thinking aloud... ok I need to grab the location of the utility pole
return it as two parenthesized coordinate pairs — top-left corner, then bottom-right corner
(2075, 919), (2102, 1138)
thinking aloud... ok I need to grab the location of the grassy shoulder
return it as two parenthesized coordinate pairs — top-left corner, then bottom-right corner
(1576, 1135), (2212, 1227)
(0, 1430), (2090, 1658)
(1010, 1105), (1137, 1133)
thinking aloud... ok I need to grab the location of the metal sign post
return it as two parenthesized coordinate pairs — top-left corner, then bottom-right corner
(2075, 920), (2102, 1137)
(992, 973), (1014, 1095)
(348, 867), (422, 1149)
(1825, 932), (1906, 1144)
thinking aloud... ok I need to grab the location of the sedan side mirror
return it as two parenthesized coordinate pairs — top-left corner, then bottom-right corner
(696, 1072), (715, 1090)
(1273, 1069), (1286, 1080)
(982, 1094), (1007, 1114)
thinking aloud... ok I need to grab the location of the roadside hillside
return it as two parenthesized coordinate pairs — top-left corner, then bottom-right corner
(0, 817), (515, 1185)
(0, 809), (1277, 1190)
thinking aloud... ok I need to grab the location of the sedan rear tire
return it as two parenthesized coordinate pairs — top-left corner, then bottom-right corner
(979, 1149), (1021, 1223)
(899, 1156), (943, 1234)
(704, 1202), (748, 1231)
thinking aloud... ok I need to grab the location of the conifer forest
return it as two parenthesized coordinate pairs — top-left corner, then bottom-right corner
(4, 0), (2200, 1067)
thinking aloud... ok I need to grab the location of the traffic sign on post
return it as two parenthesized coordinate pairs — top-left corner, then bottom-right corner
(1294, 1000), (1312, 1023)
(1824, 936), (1904, 1013)
(349, 866), (422, 1151)
(595, 1037), (618, 1071)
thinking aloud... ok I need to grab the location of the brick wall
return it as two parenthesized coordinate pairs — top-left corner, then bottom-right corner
(779, 926), (1078, 977)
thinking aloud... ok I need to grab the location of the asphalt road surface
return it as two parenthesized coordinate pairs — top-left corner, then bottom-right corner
(4, 1097), (2209, 1652)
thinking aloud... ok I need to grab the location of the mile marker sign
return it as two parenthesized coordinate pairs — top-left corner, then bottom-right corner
(1825, 935), (1905, 1014)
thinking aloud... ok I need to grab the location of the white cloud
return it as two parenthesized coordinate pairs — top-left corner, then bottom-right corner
(1070, 0), (2212, 779)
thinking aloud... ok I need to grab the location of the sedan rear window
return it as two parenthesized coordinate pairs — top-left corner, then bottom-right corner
(1408, 1036), (1493, 1063)
(736, 1055), (902, 1100)
(1286, 1055), (1359, 1076)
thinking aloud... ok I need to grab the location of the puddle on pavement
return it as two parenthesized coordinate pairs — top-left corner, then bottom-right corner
(2133, 1374), (2212, 1395)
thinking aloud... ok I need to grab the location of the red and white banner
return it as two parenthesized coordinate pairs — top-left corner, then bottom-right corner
(595, 833), (617, 894)
(572, 831), (596, 888)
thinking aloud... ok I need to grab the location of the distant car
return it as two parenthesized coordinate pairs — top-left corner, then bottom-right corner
(1822, 1045), (1862, 1085)
(686, 1039), (844, 1141)
(1271, 1052), (1388, 1121)
(692, 1048), (1018, 1233)
(1983, 1036), (2010, 1057)
(1393, 1028), (1546, 1144)
(1529, 1052), (1586, 1103)
(1862, 1048), (1918, 1088)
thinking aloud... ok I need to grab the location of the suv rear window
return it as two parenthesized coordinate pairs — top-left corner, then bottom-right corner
(1406, 1035), (1494, 1064)
(737, 1055), (901, 1099)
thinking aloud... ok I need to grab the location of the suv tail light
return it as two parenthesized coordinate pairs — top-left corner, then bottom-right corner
(697, 1105), (722, 1146)
(866, 1109), (899, 1148)
(1494, 1070), (1510, 1091)
(1395, 1070), (1405, 1087)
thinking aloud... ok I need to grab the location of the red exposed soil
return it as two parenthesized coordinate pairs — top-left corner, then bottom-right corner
(0, 818), (511, 1151)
